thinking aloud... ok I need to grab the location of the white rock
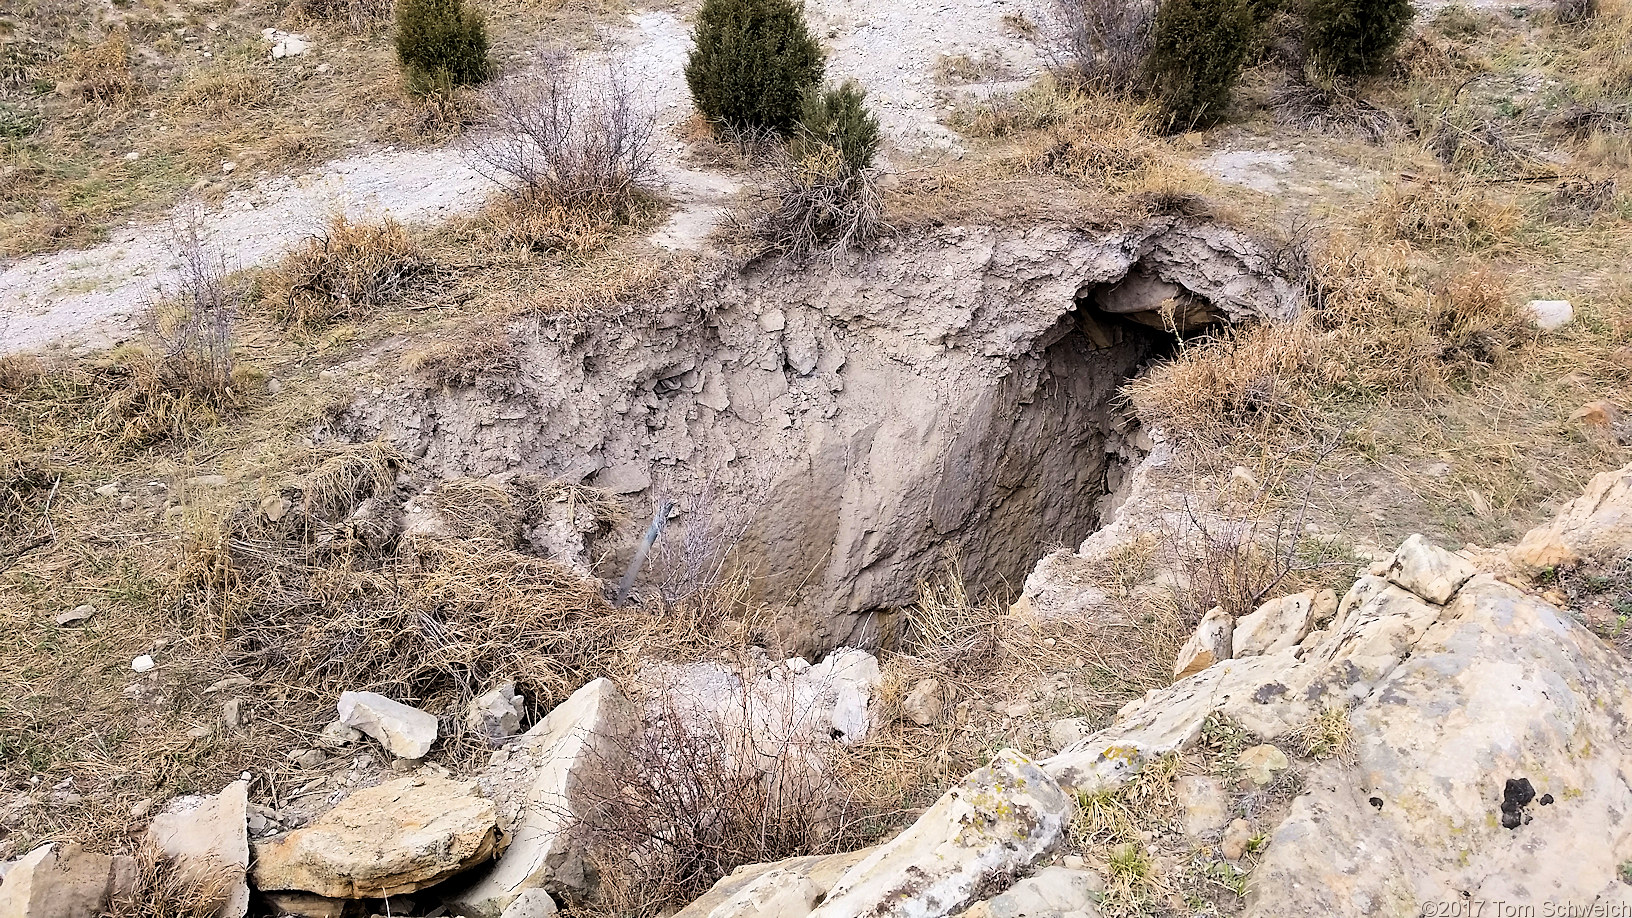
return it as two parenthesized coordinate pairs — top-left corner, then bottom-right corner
(1048, 718), (1092, 752)
(808, 750), (1071, 918)
(1511, 461), (1632, 571)
(0, 843), (135, 916)
(132, 655), (156, 673)
(467, 681), (527, 745)
(961, 866), (1104, 918)
(1232, 592), (1314, 658)
(1523, 299), (1573, 330)
(502, 889), (560, 918)
(315, 720), (362, 749)
(1380, 534), (1477, 604)
(1173, 606), (1232, 679)
(94, 483), (120, 498)
(901, 677), (944, 726)
(336, 691), (438, 759)
(146, 780), (251, 918)
(451, 678), (634, 914)
(54, 604), (96, 626)
(1176, 775), (1230, 837)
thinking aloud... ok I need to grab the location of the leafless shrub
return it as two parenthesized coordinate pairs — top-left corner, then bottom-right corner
(1557, 0), (1599, 24)
(576, 685), (864, 913)
(146, 212), (238, 402)
(470, 52), (657, 214)
(1156, 447), (1343, 620)
(1548, 174), (1619, 218)
(647, 470), (763, 608)
(737, 143), (886, 262)
(1045, 0), (1155, 94)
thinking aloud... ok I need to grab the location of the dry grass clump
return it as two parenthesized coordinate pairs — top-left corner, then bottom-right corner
(401, 324), (521, 386)
(104, 844), (239, 918)
(1128, 238), (1537, 437)
(170, 64), (269, 116)
(1371, 176), (1521, 251)
(58, 31), (135, 103)
(262, 216), (428, 328)
(1014, 92), (1164, 189)
(288, 0), (396, 32)
(469, 196), (644, 258)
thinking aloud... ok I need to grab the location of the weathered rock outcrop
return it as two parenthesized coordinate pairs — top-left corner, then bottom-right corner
(343, 222), (1301, 648)
(808, 750), (1072, 918)
(1511, 461), (1632, 571)
(0, 843), (134, 918)
(450, 678), (634, 916)
(146, 780), (251, 918)
(252, 774), (498, 899)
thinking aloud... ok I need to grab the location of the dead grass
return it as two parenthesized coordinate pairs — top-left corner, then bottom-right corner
(104, 843), (239, 918)
(260, 215), (429, 329)
(58, 31), (136, 104)
(1372, 176), (1523, 251)
(400, 324), (521, 387)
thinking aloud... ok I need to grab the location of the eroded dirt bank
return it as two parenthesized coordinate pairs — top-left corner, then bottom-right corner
(342, 219), (1301, 648)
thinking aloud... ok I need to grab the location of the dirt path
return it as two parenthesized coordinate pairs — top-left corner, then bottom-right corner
(0, 0), (1045, 356)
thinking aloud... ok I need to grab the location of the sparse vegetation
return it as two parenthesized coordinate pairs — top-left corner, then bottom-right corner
(262, 216), (428, 329)
(472, 54), (658, 214)
(685, 0), (826, 134)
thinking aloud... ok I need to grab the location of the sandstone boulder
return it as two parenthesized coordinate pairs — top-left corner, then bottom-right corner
(960, 866), (1104, 918)
(450, 678), (633, 916)
(336, 691), (437, 760)
(252, 774), (498, 898)
(1231, 592), (1314, 658)
(468, 681), (526, 745)
(0, 843), (135, 918)
(807, 750), (1071, 918)
(1379, 533), (1476, 604)
(670, 851), (873, 918)
(1511, 461), (1632, 571)
(1173, 605), (1231, 680)
(145, 779), (250, 918)
(1246, 578), (1632, 915)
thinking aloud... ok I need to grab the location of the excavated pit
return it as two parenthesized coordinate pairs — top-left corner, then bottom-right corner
(343, 220), (1300, 654)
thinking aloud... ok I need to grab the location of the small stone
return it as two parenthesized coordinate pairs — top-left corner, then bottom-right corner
(124, 151), (140, 161)
(1047, 718), (1091, 752)
(188, 725), (214, 740)
(132, 655), (156, 673)
(1523, 299), (1573, 331)
(1382, 534), (1478, 604)
(1238, 744), (1289, 786)
(337, 691), (438, 759)
(224, 698), (244, 727)
(1221, 818), (1254, 861)
(222, 160), (236, 173)
(759, 309), (787, 332)
(130, 798), (155, 819)
(266, 377), (283, 395)
(55, 604), (96, 626)
(1176, 775), (1230, 837)
(287, 748), (328, 769)
(1174, 606), (1232, 679)
(260, 494), (291, 523)
(1569, 400), (1619, 429)
(316, 720), (363, 749)
(902, 678), (945, 726)
(1002, 699), (1033, 719)
(466, 681), (526, 745)
(95, 483), (121, 498)
(207, 676), (252, 693)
